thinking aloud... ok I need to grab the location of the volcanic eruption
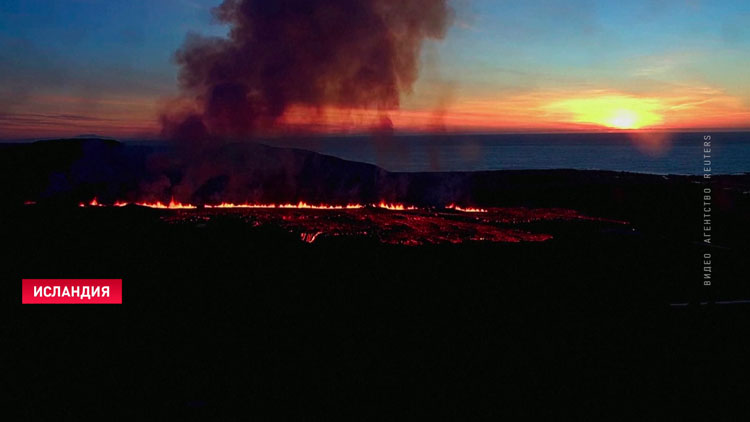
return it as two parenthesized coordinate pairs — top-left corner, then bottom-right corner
(8, 0), (634, 246)
(146, 0), (458, 212)
(161, 0), (453, 141)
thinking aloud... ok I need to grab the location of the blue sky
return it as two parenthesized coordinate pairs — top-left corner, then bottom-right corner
(1, 0), (748, 138)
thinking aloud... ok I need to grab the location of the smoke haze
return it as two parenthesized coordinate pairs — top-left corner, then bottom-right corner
(162, 0), (453, 141)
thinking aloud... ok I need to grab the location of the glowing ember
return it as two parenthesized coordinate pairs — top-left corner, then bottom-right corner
(446, 204), (488, 213)
(155, 207), (567, 245)
(80, 198), (105, 207)
(300, 232), (323, 243)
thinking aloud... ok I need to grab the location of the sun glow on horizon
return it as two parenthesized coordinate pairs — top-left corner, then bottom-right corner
(609, 109), (638, 129)
(5, 86), (750, 139)
(545, 95), (664, 130)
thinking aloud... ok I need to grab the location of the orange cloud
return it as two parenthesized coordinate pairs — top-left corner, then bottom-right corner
(275, 82), (750, 134)
(2, 83), (749, 139)
(543, 94), (664, 129)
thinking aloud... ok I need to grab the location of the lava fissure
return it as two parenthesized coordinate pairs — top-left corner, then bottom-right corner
(41, 197), (632, 246)
(73, 197), (478, 212)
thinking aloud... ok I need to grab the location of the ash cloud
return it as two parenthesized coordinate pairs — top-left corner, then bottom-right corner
(161, 0), (453, 141)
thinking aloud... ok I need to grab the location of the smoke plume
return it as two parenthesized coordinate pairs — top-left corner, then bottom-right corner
(161, 0), (452, 141)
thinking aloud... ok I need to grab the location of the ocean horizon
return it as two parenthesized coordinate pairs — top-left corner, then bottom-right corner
(7, 131), (748, 175)
(260, 131), (750, 175)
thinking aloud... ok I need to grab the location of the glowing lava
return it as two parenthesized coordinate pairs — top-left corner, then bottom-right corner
(178, 201), (362, 210)
(79, 197), (105, 207)
(75, 199), (419, 211)
(446, 204), (488, 213)
(66, 199), (513, 214)
(135, 198), (197, 209)
(24, 198), (630, 246)
(376, 201), (418, 211)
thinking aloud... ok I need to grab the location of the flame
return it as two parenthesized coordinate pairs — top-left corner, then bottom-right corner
(80, 197), (105, 207)
(72, 199), (450, 212)
(446, 204), (488, 213)
(135, 197), (197, 209)
(376, 201), (417, 211)
(202, 201), (364, 209)
(207, 203), (276, 209)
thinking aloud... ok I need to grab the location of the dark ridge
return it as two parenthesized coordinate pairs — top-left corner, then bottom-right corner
(3, 137), (749, 418)
(3, 138), (749, 250)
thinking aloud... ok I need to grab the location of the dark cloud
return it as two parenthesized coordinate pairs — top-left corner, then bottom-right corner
(162, 0), (453, 140)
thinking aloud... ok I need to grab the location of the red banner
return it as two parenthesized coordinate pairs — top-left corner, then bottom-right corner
(22, 279), (122, 304)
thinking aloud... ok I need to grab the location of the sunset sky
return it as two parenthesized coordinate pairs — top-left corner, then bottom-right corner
(1, 0), (749, 139)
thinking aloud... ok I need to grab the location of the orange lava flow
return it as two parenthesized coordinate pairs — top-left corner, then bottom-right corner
(446, 204), (488, 213)
(65, 198), (490, 213)
(134, 198), (197, 209)
(206, 201), (364, 210)
(79, 197), (105, 207)
(376, 201), (418, 211)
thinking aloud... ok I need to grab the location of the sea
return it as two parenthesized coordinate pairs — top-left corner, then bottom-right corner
(263, 131), (750, 175)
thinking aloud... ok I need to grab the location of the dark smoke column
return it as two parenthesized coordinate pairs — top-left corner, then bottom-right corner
(162, 0), (452, 141)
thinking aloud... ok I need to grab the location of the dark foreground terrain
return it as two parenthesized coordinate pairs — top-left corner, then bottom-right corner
(2, 139), (750, 418)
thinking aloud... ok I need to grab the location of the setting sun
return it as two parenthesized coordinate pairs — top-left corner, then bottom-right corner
(609, 109), (638, 129)
(545, 95), (664, 130)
